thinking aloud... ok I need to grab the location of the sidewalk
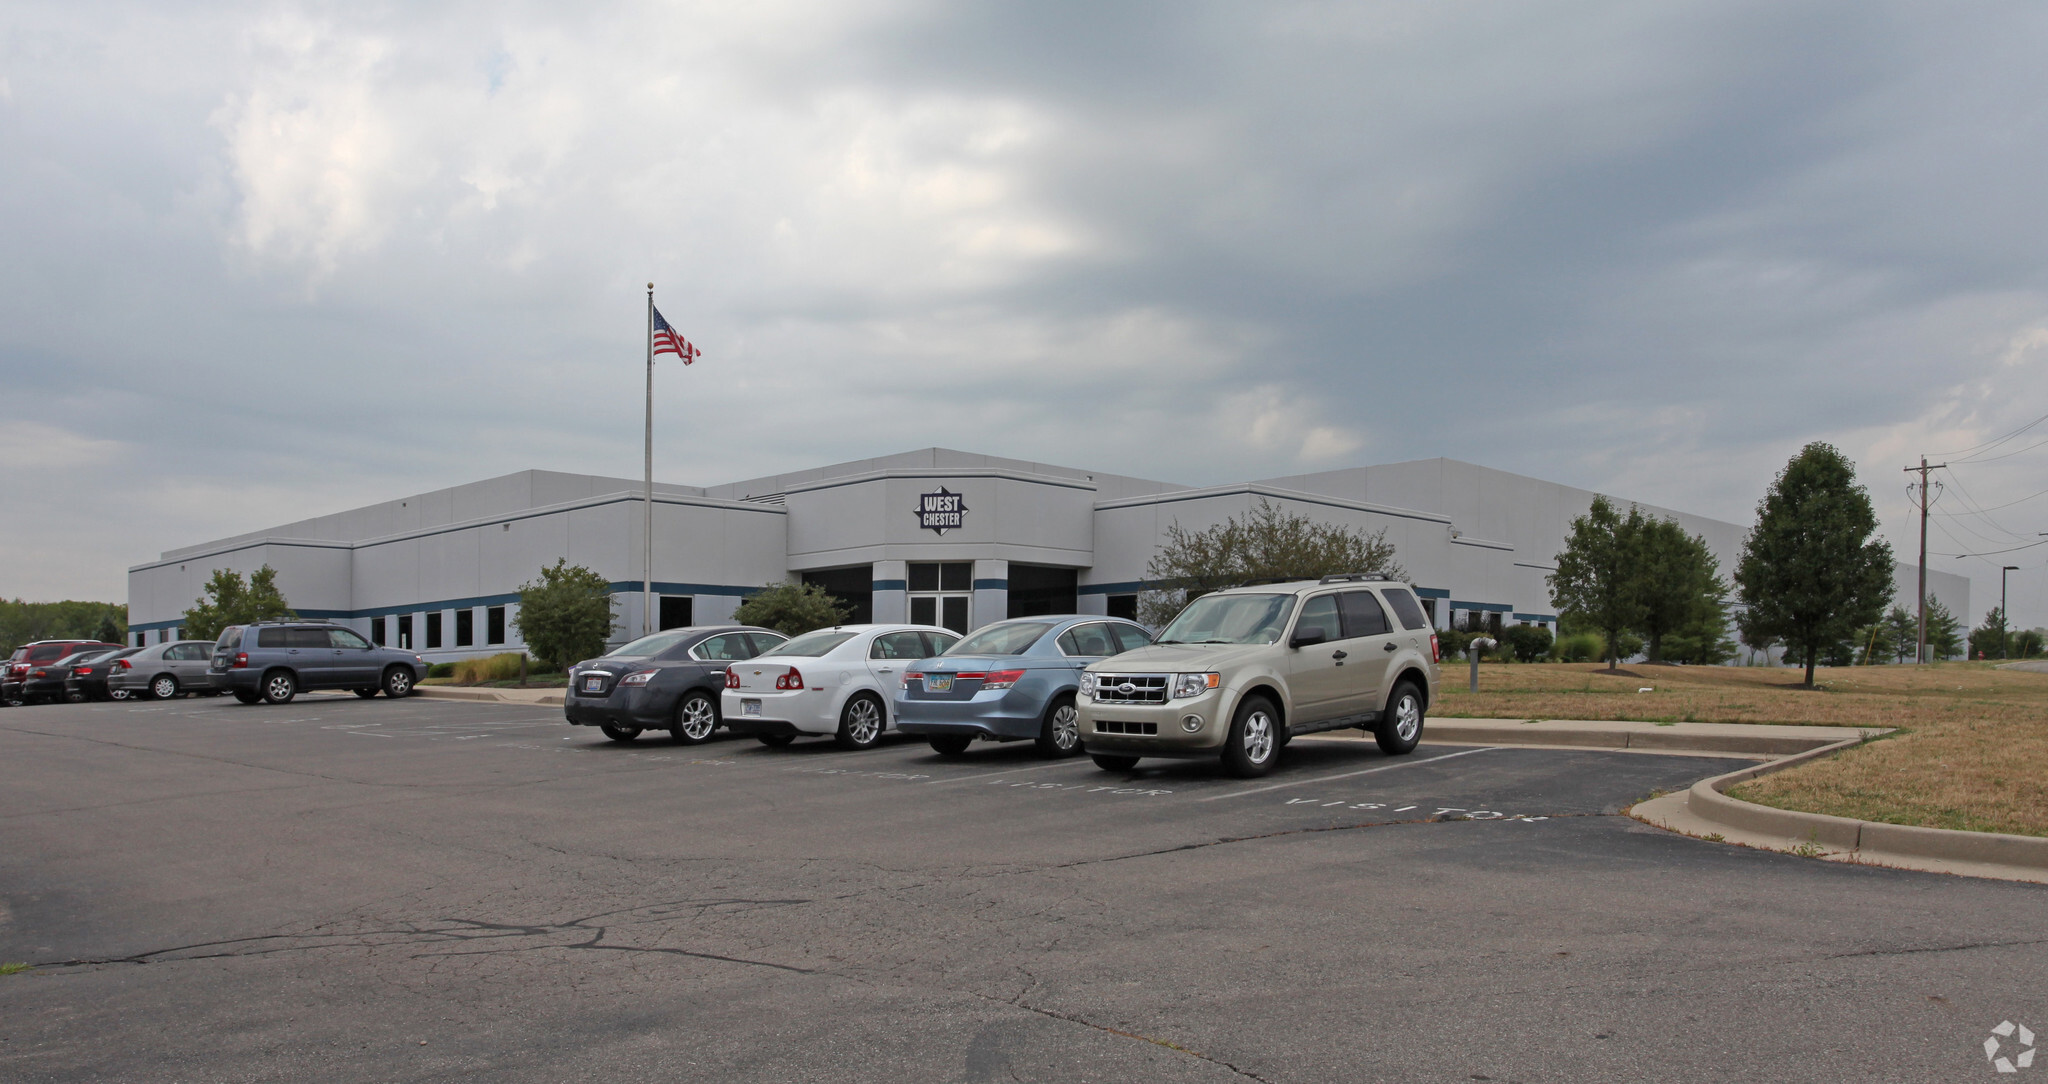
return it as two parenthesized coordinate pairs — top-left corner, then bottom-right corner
(416, 685), (565, 707)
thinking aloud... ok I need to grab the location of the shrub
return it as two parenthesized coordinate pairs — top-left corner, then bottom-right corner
(1552, 631), (1604, 663)
(733, 582), (850, 637)
(451, 652), (528, 684)
(514, 560), (617, 671)
(1437, 628), (1474, 660)
(427, 662), (456, 679)
(1501, 624), (1554, 663)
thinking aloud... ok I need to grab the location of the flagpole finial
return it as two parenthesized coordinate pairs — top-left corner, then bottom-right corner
(647, 282), (654, 291)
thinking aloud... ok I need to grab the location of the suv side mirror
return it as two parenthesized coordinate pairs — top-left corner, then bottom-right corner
(1289, 629), (1327, 650)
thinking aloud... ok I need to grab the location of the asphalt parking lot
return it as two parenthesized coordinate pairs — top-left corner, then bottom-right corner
(3, 695), (2045, 1083)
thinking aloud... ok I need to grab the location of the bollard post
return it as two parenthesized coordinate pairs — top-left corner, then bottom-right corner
(1468, 637), (1497, 692)
(519, 652), (528, 688)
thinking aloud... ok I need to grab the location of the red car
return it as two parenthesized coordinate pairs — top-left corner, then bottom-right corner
(3, 640), (125, 706)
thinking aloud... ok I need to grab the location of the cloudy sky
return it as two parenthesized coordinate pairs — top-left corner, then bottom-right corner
(5, 0), (2047, 628)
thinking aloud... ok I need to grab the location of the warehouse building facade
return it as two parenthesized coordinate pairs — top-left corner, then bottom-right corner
(125, 448), (1967, 659)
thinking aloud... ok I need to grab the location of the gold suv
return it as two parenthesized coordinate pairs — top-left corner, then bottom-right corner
(1078, 575), (1442, 777)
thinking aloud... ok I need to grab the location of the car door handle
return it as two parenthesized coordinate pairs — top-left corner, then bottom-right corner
(1382, 642), (1398, 652)
(876, 667), (894, 673)
(1331, 650), (1347, 660)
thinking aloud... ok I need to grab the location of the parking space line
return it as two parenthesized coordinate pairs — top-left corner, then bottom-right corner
(1196, 746), (1499, 802)
(922, 765), (1094, 786)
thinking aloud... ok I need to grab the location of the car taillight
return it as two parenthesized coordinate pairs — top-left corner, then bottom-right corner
(774, 667), (804, 691)
(233, 653), (249, 669)
(1430, 633), (1440, 663)
(619, 669), (657, 687)
(903, 671), (922, 689)
(117, 659), (132, 669)
(725, 666), (740, 689)
(30, 669), (47, 678)
(981, 669), (1026, 690)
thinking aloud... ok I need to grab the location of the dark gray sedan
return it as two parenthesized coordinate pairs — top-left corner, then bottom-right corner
(565, 626), (788, 744)
(893, 616), (1154, 757)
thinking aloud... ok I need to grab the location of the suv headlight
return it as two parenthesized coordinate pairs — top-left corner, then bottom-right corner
(1172, 672), (1220, 698)
(1080, 672), (1097, 698)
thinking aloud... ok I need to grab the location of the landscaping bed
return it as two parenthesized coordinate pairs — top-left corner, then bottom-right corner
(1438, 660), (2048, 837)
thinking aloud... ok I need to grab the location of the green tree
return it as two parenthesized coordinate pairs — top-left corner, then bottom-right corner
(512, 560), (616, 671)
(1663, 578), (1737, 665)
(182, 566), (296, 642)
(1734, 443), (1895, 688)
(1547, 495), (1647, 670)
(732, 582), (851, 637)
(1852, 619), (1897, 665)
(1139, 499), (1404, 626)
(1967, 606), (2011, 660)
(2014, 628), (2046, 658)
(1882, 605), (1917, 664)
(1926, 598), (1963, 661)
(0, 599), (129, 648)
(1631, 517), (1724, 662)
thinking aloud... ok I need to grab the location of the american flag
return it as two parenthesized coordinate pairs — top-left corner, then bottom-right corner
(651, 306), (701, 364)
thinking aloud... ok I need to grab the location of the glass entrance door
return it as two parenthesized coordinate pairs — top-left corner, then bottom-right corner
(907, 562), (972, 634)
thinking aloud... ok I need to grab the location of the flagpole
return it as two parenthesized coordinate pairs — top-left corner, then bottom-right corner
(643, 283), (655, 638)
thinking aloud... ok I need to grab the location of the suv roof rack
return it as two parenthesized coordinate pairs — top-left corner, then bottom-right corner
(1318, 572), (1392, 584)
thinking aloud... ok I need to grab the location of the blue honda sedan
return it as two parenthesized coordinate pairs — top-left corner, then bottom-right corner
(894, 616), (1154, 757)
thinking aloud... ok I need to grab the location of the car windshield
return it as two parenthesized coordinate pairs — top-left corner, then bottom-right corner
(1156, 593), (1297, 645)
(947, 622), (1053, 657)
(773, 630), (857, 657)
(612, 630), (696, 658)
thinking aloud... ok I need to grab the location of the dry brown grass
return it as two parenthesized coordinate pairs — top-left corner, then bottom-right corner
(1437, 660), (2048, 837)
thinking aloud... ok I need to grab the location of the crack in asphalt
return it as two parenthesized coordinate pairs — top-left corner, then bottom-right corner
(969, 991), (1279, 1083)
(1825, 936), (2048, 960)
(25, 899), (819, 976)
(1041, 811), (1597, 872)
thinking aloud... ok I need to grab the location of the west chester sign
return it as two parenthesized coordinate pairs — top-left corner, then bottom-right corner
(914, 488), (968, 535)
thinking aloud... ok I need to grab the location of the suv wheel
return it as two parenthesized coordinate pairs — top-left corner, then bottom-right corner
(1220, 695), (1281, 778)
(835, 694), (885, 750)
(599, 723), (642, 742)
(353, 688), (379, 699)
(1090, 752), (1140, 772)
(150, 675), (179, 701)
(756, 733), (796, 748)
(261, 670), (297, 705)
(671, 692), (718, 744)
(232, 689), (261, 705)
(928, 734), (973, 756)
(382, 667), (414, 698)
(1375, 681), (1425, 755)
(1035, 696), (1082, 758)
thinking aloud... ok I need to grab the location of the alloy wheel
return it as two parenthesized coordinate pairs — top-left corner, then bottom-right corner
(846, 698), (881, 745)
(1393, 693), (1422, 743)
(677, 695), (717, 741)
(1242, 709), (1275, 764)
(1051, 703), (1080, 752)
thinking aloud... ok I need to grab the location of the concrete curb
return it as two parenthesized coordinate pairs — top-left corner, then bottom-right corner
(1631, 735), (2048, 884)
(415, 686), (564, 707)
(1423, 718), (1869, 758)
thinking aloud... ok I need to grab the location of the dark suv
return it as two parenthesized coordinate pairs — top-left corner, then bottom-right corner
(209, 622), (427, 705)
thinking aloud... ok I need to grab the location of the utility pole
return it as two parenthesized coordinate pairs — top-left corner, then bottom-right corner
(2004, 565), (2020, 659)
(1903, 457), (1946, 664)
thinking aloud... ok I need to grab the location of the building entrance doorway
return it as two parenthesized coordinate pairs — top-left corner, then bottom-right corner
(908, 561), (971, 633)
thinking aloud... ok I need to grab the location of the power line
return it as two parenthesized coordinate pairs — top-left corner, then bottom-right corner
(1930, 408), (2048, 460)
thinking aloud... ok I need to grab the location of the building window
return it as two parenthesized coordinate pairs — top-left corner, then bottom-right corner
(135, 632), (147, 647)
(801, 566), (873, 624)
(487, 606), (506, 645)
(659, 596), (693, 631)
(908, 561), (972, 633)
(397, 614), (413, 650)
(1008, 564), (1078, 618)
(426, 612), (443, 649)
(1105, 594), (1138, 621)
(455, 608), (474, 647)
(371, 617), (387, 646)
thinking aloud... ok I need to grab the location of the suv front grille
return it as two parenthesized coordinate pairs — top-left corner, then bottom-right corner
(1092, 674), (1167, 705)
(1093, 719), (1158, 735)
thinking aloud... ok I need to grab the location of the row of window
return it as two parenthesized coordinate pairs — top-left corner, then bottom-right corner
(369, 606), (510, 650)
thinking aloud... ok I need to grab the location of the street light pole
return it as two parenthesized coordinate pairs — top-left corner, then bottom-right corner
(2005, 565), (2021, 660)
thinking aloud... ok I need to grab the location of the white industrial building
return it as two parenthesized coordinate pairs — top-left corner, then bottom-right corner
(125, 448), (1967, 659)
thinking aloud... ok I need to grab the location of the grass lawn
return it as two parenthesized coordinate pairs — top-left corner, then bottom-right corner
(419, 673), (568, 689)
(1438, 660), (2048, 837)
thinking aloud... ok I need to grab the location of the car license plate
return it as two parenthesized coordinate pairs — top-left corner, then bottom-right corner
(927, 675), (953, 693)
(742, 699), (762, 716)
(581, 675), (606, 692)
